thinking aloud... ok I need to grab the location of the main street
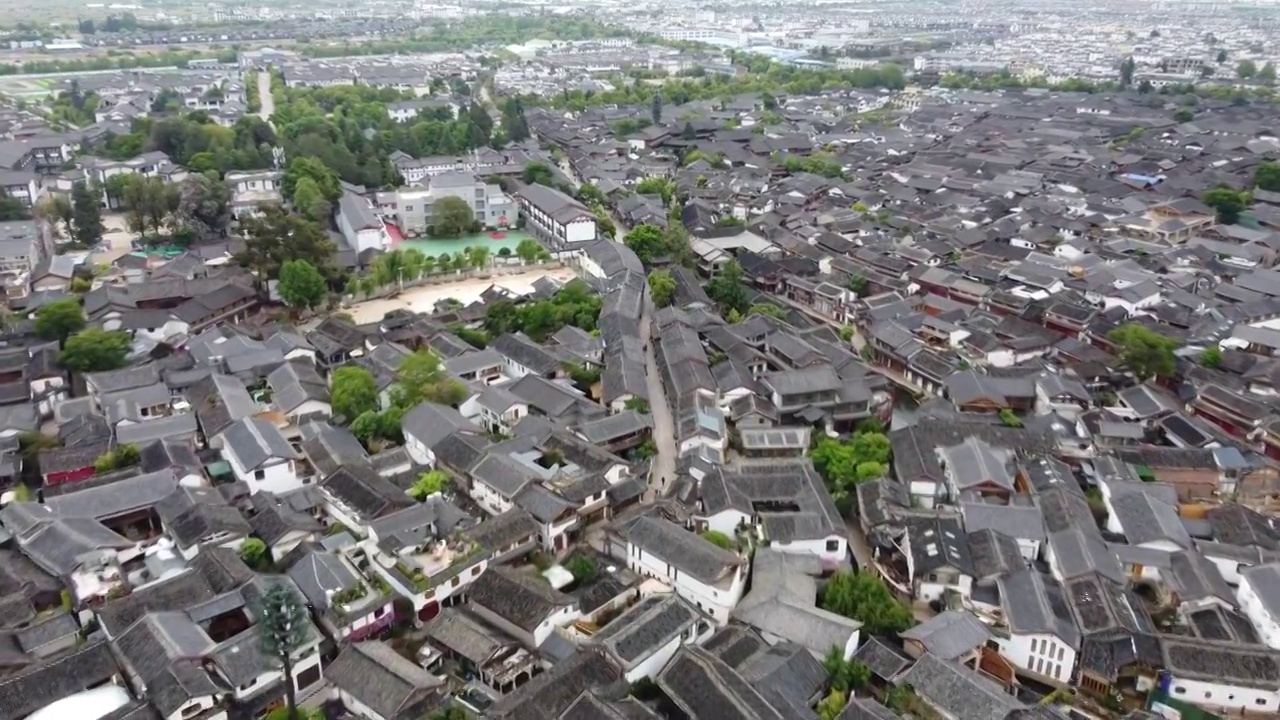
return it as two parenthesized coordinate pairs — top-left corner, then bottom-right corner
(553, 154), (672, 497)
(640, 295), (678, 500)
(256, 70), (274, 123)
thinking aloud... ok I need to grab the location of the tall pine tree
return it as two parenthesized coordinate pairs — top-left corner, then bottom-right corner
(70, 182), (105, 249)
(257, 583), (311, 719)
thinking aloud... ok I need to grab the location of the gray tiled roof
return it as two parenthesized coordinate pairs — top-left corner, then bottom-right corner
(620, 515), (743, 586)
(902, 609), (994, 661)
(422, 606), (517, 665)
(0, 640), (121, 720)
(595, 593), (701, 668)
(960, 499), (1045, 541)
(468, 567), (576, 633)
(733, 549), (861, 657)
(657, 645), (786, 720)
(1110, 491), (1191, 549)
(267, 359), (330, 414)
(323, 640), (446, 719)
(997, 571), (1082, 649)
(898, 653), (1024, 720)
(699, 462), (842, 544)
(222, 417), (298, 470)
(402, 401), (480, 450)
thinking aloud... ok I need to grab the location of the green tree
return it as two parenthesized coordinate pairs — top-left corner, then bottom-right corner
(409, 470), (450, 500)
(820, 570), (913, 635)
(1119, 56), (1135, 87)
(596, 213), (616, 240)
(1256, 161), (1280, 192)
(846, 274), (869, 297)
(235, 203), (336, 281)
(1107, 323), (1180, 380)
(34, 298), (86, 346)
(823, 647), (871, 694)
(1260, 62), (1276, 84)
(566, 555), (597, 583)
(701, 530), (735, 550)
(118, 175), (179, 237)
(516, 238), (542, 263)
(350, 410), (383, 447)
(60, 329), (131, 372)
(37, 194), (73, 240)
(706, 259), (750, 314)
(330, 366), (380, 420)
(817, 690), (847, 720)
(624, 224), (666, 264)
(0, 189), (29, 222)
(748, 303), (787, 320)
(282, 156), (341, 203)
(648, 269), (676, 308)
(522, 162), (554, 186)
(999, 408), (1023, 427)
(812, 432), (892, 509)
(292, 176), (330, 223)
(1203, 186), (1249, 224)
(393, 349), (468, 408)
(277, 259), (328, 311)
(239, 538), (268, 568)
(1217, 49), (1228, 64)
(1200, 346), (1223, 368)
(635, 177), (676, 205)
(1238, 59), (1258, 79)
(70, 182), (104, 248)
(662, 221), (695, 268)
(173, 172), (232, 241)
(577, 183), (606, 207)
(258, 583), (311, 720)
(1173, 108), (1195, 123)
(432, 196), (474, 237)
(651, 93), (664, 125)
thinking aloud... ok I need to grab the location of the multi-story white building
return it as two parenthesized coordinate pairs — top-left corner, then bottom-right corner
(376, 172), (517, 236)
(995, 570), (1080, 685)
(219, 417), (302, 494)
(226, 169), (283, 219)
(337, 193), (390, 254)
(608, 514), (747, 624)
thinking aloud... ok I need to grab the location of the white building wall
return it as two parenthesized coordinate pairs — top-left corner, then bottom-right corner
(1165, 676), (1280, 713)
(336, 689), (389, 720)
(565, 219), (596, 244)
(624, 543), (744, 625)
(168, 697), (223, 720)
(403, 433), (435, 467)
(768, 536), (847, 566)
(1238, 575), (1280, 649)
(470, 479), (514, 516)
(225, 448), (299, 495)
(703, 509), (751, 537)
(533, 604), (580, 647)
(998, 633), (1077, 684)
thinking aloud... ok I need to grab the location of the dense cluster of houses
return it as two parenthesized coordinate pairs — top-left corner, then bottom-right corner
(8, 24), (1280, 717)
(489, 83), (1280, 717)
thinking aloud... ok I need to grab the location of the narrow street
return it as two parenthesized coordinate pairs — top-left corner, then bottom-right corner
(256, 70), (274, 123)
(641, 296), (678, 500)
